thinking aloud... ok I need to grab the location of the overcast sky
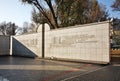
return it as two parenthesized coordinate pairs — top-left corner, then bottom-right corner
(0, 0), (119, 27)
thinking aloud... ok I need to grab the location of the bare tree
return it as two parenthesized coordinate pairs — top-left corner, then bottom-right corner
(111, 0), (120, 11)
(21, 0), (58, 29)
(21, 22), (36, 34)
(0, 22), (18, 36)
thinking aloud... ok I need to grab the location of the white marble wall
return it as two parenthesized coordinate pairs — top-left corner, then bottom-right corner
(12, 33), (42, 57)
(45, 21), (110, 64)
(12, 21), (110, 64)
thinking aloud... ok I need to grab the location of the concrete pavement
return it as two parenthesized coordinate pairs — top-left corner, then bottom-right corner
(0, 56), (119, 81)
(63, 64), (120, 81)
(0, 56), (102, 81)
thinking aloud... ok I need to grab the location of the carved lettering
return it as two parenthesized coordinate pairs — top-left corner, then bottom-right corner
(50, 34), (98, 47)
(20, 39), (38, 47)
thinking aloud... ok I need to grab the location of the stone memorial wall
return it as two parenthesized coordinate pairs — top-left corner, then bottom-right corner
(45, 22), (110, 64)
(12, 21), (110, 64)
(12, 33), (42, 57)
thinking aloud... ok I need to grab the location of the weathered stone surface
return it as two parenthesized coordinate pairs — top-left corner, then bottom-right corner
(12, 21), (110, 64)
(12, 33), (42, 57)
(45, 21), (110, 64)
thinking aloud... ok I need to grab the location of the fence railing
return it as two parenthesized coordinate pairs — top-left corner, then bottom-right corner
(111, 49), (120, 57)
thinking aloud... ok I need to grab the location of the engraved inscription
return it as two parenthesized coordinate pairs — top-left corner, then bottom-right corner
(50, 34), (98, 47)
(21, 39), (38, 47)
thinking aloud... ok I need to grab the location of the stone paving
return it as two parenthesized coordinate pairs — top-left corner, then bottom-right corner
(1, 56), (120, 81)
(0, 56), (103, 81)
(64, 64), (120, 81)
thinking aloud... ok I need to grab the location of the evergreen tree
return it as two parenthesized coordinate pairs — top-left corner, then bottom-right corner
(25, 0), (108, 28)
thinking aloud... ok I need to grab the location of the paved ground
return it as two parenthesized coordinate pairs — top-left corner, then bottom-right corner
(63, 64), (120, 81)
(0, 56), (119, 81)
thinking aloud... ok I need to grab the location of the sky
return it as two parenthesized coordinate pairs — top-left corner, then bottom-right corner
(0, 0), (120, 27)
(98, 0), (120, 18)
(0, 0), (32, 27)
